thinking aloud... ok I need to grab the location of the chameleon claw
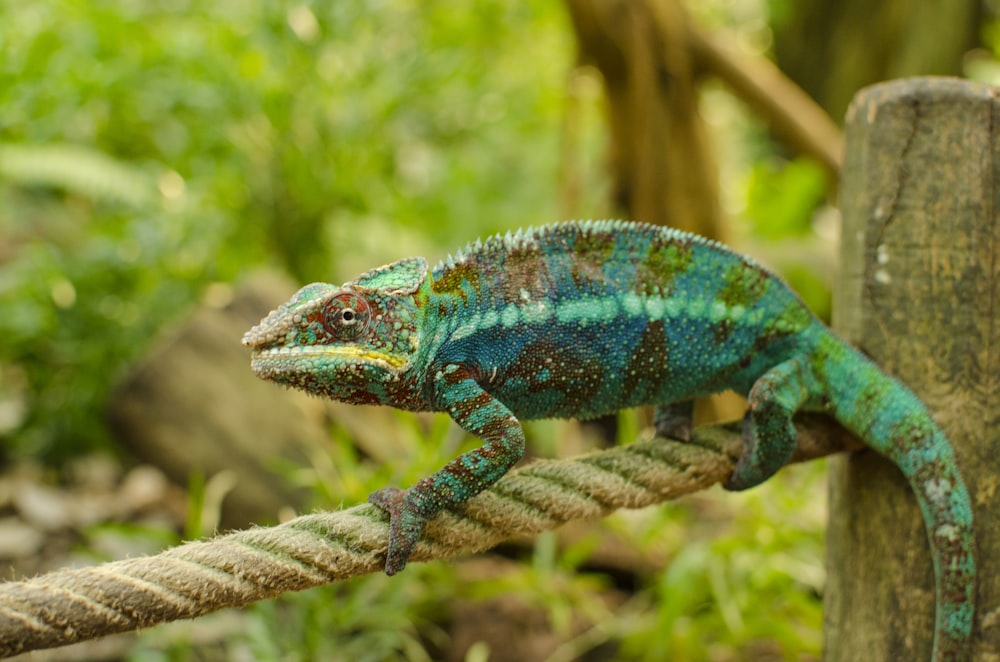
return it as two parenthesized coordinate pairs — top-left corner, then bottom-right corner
(368, 487), (427, 575)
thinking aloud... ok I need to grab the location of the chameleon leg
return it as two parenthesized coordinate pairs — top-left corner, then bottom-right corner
(369, 364), (525, 575)
(724, 357), (808, 491)
(654, 400), (694, 441)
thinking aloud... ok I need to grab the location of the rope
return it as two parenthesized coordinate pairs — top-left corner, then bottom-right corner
(0, 416), (858, 658)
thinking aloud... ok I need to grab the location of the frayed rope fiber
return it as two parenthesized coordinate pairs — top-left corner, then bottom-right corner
(0, 416), (857, 658)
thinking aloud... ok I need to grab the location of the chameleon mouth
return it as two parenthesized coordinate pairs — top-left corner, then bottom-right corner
(249, 345), (408, 372)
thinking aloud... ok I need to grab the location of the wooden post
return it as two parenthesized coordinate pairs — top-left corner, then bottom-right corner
(827, 77), (999, 658)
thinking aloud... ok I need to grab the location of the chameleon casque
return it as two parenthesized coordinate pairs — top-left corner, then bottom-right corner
(243, 221), (975, 660)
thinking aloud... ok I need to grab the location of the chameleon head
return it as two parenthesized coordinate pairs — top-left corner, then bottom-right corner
(242, 256), (428, 405)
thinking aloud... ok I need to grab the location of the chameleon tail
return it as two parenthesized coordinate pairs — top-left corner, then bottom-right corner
(817, 331), (975, 661)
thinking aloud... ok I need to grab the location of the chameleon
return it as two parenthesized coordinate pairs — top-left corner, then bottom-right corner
(243, 220), (974, 660)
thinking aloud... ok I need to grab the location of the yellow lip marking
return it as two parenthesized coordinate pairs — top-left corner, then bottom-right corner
(253, 345), (408, 371)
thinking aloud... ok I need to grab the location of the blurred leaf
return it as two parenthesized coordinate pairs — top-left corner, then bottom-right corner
(745, 157), (828, 238)
(0, 143), (154, 206)
(0, 0), (572, 460)
(2, 2), (836, 658)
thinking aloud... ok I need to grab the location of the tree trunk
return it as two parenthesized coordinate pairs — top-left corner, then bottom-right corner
(564, 0), (723, 239)
(827, 77), (999, 659)
(773, 0), (981, 121)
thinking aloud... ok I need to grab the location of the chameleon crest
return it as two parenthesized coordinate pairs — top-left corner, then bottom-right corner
(242, 256), (429, 406)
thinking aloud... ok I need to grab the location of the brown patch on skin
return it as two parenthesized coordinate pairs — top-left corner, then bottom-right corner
(506, 235), (546, 262)
(750, 329), (785, 355)
(499, 249), (553, 304)
(569, 260), (611, 292)
(910, 455), (976, 600)
(713, 319), (737, 344)
(564, 227), (616, 292)
(311, 376), (383, 405)
(623, 319), (669, 401)
(453, 391), (497, 421)
(509, 339), (606, 413)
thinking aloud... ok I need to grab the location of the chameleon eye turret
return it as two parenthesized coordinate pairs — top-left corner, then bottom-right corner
(322, 292), (371, 338)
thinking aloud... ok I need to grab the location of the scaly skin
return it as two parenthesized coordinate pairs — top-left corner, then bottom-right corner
(243, 221), (974, 660)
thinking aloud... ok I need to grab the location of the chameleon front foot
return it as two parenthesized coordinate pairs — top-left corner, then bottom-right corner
(368, 486), (428, 575)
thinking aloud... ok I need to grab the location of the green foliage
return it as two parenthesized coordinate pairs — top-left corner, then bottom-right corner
(238, 413), (826, 661)
(745, 157), (829, 239)
(239, 573), (448, 662)
(633, 471), (826, 660)
(4, 1), (836, 658)
(128, 568), (451, 661)
(0, 0), (571, 461)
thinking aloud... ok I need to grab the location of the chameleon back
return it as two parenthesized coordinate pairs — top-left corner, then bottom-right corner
(422, 221), (817, 420)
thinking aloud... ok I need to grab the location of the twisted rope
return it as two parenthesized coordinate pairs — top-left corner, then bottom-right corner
(0, 416), (858, 658)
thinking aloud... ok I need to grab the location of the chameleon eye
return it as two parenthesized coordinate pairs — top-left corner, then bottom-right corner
(323, 292), (371, 339)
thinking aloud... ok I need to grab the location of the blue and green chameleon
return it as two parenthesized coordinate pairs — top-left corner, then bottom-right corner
(244, 221), (975, 660)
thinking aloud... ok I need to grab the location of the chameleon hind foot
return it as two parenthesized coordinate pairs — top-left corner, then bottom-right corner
(724, 358), (805, 491)
(654, 400), (695, 442)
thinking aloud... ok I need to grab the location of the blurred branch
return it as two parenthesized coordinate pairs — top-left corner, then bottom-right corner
(688, 28), (844, 178)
